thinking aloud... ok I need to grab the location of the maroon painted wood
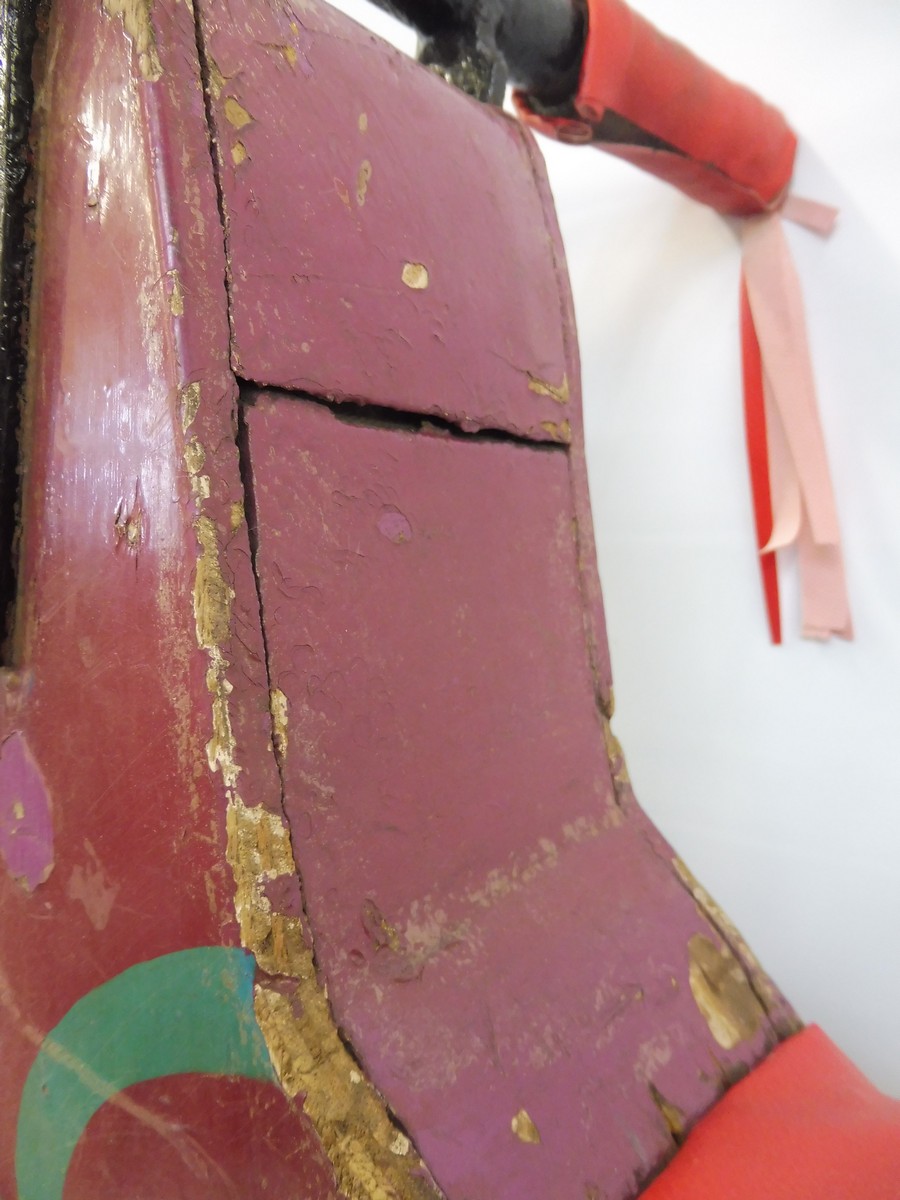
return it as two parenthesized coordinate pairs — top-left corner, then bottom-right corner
(197, 0), (614, 712)
(0, 1), (333, 1194)
(65, 1077), (343, 1200)
(198, 0), (573, 443)
(241, 389), (789, 1199)
(0, 1), (797, 1197)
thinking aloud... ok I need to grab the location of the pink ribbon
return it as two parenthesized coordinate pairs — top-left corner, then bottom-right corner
(740, 197), (852, 640)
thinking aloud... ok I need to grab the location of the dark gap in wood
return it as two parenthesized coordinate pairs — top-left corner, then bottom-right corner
(236, 404), (431, 1164)
(0, 0), (42, 661)
(641, 826), (792, 1045)
(190, 0), (236, 346)
(238, 379), (567, 452)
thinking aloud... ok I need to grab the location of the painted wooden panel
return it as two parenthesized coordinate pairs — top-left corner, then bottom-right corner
(243, 389), (789, 1200)
(197, 0), (574, 443)
(0, 2), (352, 1196)
(0, 1), (797, 1196)
(196, 0), (614, 714)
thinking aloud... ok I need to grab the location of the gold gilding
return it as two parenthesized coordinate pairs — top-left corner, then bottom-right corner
(648, 1083), (685, 1143)
(401, 262), (429, 290)
(687, 934), (764, 1050)
(674, 858), (791, 1022)
(539, 419), (572, 443)
(180, 381), (201, 432)
(224, 96), (253, 129)
(189, 431), (441, 1198)
(255, 984), (440, 1200)
(102, 0), (162, 81)
(168, 269), (184, 317)
(601, 717), (630, 788)
(269, 687), (289, 763)
(511, 1109), (541, 1144)
(527, 372), (569, 404)
(356, 160), (372, 207)
(193, 516), (232, 652)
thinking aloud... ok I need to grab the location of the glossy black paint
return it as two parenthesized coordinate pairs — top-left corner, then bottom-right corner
(0, 0), (39, 651)
(371, 0), (585, 103)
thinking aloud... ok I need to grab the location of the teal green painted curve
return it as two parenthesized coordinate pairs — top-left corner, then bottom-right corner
(15, 946), (277, 1200)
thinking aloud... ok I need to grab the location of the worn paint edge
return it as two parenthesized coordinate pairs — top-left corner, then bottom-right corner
(14, 948), (273, 1200)
(188, 438), (442, 1199)
(101, 0), (162, 81)
(674, 856), (800, 1035)
(687, 933), (765, 1050)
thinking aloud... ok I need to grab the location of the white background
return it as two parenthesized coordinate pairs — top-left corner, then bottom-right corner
(336, 0), (900, 1096)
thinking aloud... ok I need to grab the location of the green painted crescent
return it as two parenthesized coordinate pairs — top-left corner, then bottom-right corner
(16, 946), (277, 1200)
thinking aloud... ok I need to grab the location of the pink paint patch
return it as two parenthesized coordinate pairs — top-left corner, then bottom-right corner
(0, 732), (54, 891)
(377, 508), (413, 544)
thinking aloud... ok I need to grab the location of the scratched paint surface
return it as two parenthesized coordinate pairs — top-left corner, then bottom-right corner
(65, 1075), (344, 1200)
(17, 949), (276, 1200)
(0, 1), (346, 1194)
(243, 392), (787, 1200)
(198, 0), (573, 442)
(196, 0), (615, 711)
(0, 0), (798, 1195)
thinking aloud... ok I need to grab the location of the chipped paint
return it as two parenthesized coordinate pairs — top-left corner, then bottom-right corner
(225, 798), (298, 974)
(206, 57), (227, 100)
(358, 112), (368, 133)
(254, 984), (441, 1200)
(167, 269), (184, 316)
(633, 1033), (672, 1082)
(187, 433), (441, 1200)
(269, 687), (289, 762)
(224, 96), (253, 129)
(539, 419), (572, 443)
(193, 515), (233, 653)
(648, 1083), (685, 1143)
(66, 840), (120, 931)
(674, 858), (792, 1022)
(511, 1109), (541, 1144)
(390, 1132), (411, 1157)
(192, 474), (211, 501)
(362, 898), (402, 952)
(687, 934), (764, 1049)
(179, 381), (201, 432)
(401, 262), (429, 290)
(527, 372), (569, 404)
(356, 160), (372, 207)
(113, 489), (144, 552)
(102, 0), (162, 81)
(334, 177), (351, 209)
(229, 499), (244, 530)
(183, 437), (206, 477)
(602, 717), (630, 788)
(231, 141), (247, 166)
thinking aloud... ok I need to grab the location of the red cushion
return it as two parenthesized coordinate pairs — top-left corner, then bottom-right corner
(644, 1026), (900, 1200)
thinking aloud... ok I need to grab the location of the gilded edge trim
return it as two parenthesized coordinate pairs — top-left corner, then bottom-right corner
(101, 0), (163, 81)
(184, 396), (442, 1200)
(673, 856), (798, 1026)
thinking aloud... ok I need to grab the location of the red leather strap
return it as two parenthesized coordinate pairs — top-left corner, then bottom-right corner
(515, 0), (797, 215)
(643, 1026), (900, 1199)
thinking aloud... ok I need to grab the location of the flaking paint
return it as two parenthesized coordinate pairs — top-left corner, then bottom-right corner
(102, 0), (162, 81)
(687, 934), (764, 1050)
(527, 373), (569, 404)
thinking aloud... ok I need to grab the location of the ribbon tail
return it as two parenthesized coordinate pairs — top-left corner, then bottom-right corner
(797, 520), (853, 640)
(741, 212), (852, 641)
(740, 273), (782, 643)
